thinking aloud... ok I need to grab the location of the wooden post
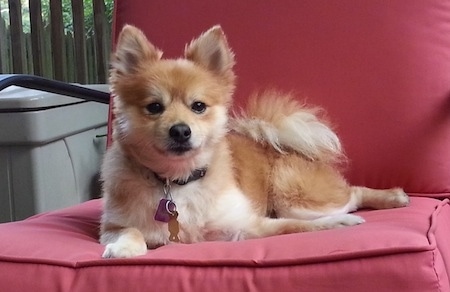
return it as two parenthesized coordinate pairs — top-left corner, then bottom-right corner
(0, 1), (7, 73)
(71, 0), (87, 84)
(50, 0), (65, 81)
(8, 0), (24, 73)
(29, 0), (44, 76)
(0, 1), (3, 73)
(92, 0), (107, 83)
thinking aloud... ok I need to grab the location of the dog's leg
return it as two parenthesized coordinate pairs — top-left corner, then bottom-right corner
(350, 186), (410, 210)
(269, 154), (409, 224)
(269, 187), (409, 236)
(101, 227), (148, 258)
(240, 214), (365, 240)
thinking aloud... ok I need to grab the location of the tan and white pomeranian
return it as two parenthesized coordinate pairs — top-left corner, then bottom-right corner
(100, 25), (409, 258)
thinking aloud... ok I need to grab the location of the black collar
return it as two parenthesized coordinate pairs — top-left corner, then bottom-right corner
(154, 168), (207, 186)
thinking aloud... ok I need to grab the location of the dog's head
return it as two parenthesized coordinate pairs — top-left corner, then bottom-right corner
(109, 25), (236, 173)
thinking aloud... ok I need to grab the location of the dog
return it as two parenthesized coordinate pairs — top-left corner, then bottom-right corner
(100, 24), (409, 258)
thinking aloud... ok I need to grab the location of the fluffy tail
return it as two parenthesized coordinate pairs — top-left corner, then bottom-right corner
(231, 90), (343, 163)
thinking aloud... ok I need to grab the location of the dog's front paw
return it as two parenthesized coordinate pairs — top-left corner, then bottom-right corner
(102, 229), (147, 258)
(103, 241), (147, 258)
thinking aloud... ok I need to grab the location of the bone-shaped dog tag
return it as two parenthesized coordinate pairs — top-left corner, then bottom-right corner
(168, 211), (180, 242)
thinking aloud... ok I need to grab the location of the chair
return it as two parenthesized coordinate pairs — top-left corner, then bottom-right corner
(1, 1), (449, 291)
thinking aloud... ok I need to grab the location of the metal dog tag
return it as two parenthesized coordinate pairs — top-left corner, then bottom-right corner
(168, 211), (180, 242)
(154, 199), (176, 223)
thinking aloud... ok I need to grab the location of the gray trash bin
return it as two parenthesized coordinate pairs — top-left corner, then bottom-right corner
(0, 84), (109, 222)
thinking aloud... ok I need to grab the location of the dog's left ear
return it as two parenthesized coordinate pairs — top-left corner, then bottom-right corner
(185, 26), (235, 79)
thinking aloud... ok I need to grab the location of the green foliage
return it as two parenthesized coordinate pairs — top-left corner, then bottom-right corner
(41, 0), (114, 35)
(0, 0), (113, 35)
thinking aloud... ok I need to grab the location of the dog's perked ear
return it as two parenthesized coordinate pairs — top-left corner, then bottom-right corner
(111, 24), (163, 76)
(185, 25), (235, 80)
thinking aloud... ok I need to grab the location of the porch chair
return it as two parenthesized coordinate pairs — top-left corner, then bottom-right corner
(0, 0), (449, 291)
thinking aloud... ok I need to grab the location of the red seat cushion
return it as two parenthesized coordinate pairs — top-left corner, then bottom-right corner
(0, 197), (449, 291)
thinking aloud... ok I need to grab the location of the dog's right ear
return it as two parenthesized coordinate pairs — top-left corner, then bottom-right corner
(111, 25), (162, 75)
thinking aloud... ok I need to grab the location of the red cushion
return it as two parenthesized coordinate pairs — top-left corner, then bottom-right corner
(0, 197), (449, 291)
(111, 0), (450, 198)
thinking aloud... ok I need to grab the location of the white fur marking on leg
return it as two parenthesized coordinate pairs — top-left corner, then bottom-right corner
(313, 214), (365, 228)
(102, 232), (147, 258)
(283, 194), (360, 220)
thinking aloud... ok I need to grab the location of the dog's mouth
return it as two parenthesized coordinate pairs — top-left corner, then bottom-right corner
(167, 142), (193, 155)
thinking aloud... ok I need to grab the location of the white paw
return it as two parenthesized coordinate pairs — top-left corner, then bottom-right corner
(335, 214), (366, 226)
(315, 214), (365, 229)
(102, 238), (147, 258)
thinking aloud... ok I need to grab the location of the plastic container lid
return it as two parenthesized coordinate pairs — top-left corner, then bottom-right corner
(0, 84), (109, 110)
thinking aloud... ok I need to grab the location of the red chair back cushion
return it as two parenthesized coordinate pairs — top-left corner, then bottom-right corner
(110, 0), (450, 198)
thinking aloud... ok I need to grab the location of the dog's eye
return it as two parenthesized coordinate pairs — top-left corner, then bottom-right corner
(146, 102), (164, 114)
(191, 101), (206, 114)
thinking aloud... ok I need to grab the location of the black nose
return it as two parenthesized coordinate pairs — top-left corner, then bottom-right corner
(169, 123), (191, 143)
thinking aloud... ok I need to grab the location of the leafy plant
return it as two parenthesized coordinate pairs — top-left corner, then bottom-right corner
(41, 0), (114, 35)
(0, 0), (113, 35)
